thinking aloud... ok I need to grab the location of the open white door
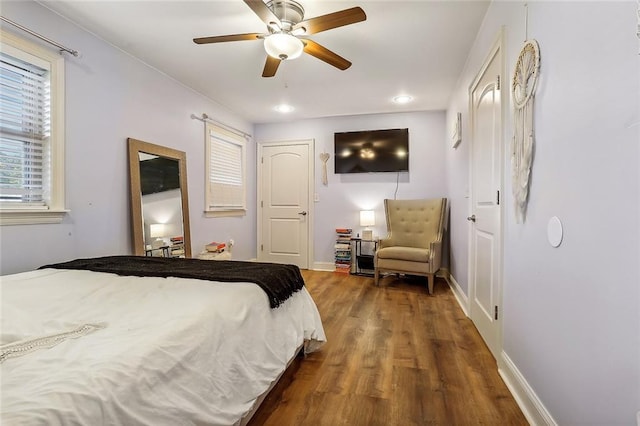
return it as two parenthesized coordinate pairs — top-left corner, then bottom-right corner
(257, 140), (313, 268)
(468, 33), (504, 359)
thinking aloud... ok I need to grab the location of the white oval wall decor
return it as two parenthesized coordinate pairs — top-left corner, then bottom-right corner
(547, 216), (563, 248)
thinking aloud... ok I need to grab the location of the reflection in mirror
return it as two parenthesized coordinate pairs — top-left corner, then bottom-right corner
(139, 153), (184, 254)
(128, 138), (191, 258)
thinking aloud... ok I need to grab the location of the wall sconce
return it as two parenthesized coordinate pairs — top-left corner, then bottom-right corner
(360, 210), (375, 240)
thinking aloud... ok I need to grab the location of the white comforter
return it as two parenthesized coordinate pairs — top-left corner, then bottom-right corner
(0, 268), (326, 425)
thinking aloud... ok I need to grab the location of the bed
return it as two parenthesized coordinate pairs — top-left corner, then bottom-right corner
(0, 256), (326, 425)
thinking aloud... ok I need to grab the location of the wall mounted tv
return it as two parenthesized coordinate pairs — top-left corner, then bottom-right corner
(334, 128), (409, 174)
(140, 157), (180, 196)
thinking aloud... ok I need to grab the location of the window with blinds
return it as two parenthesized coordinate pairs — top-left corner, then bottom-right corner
(0, 29), (66, 225)
(205, 122), (246, 216)
(0, 52), (49, 205)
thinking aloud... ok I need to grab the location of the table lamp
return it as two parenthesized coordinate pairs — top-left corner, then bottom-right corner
(360, 210), (375, 240)
(149, 223), (166, 248)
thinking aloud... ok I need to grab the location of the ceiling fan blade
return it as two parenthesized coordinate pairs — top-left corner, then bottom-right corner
(262, 55), (281, 78)
(244, 0), (282, 29)
(193, 33), (263, 44)
(292, 7), (366, 35)
(303, 39), (351, 70)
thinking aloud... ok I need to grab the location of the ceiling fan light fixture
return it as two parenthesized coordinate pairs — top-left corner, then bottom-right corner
(264, 33), (303, 60)
(193, 2), (366, 78)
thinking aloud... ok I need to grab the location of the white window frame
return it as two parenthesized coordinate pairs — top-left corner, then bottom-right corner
(0, 29), (67, 225)
(204, 122), (247, 217)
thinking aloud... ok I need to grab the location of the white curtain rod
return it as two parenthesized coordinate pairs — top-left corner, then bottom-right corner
(190, 113), (252, 140)
(1, 16), (79, 57)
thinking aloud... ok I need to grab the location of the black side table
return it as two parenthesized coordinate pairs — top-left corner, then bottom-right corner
(351, 238), (378, 276)
(145, 246), (170, 257)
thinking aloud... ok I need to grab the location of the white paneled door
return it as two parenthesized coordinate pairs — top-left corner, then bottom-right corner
(258, 140), (313, 269)
(468, 34), (504, 359)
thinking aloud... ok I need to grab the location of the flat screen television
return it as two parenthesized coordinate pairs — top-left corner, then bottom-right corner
(140, 157), (180, 195)
(334, 128), (409, 173)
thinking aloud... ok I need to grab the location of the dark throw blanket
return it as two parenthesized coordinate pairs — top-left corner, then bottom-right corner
(39, 256), (305, 309)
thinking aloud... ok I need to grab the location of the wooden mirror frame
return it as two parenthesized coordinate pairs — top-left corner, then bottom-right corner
(128, 138), (192, 258)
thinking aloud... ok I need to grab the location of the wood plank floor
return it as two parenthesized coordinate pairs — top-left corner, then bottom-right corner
(248, 271), (528, 426)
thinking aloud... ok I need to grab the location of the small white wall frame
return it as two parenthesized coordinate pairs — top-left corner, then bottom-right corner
(452, 112), (462, 148)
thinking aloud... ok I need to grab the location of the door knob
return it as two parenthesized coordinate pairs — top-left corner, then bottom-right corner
(467, 214), (476, 222)
(298, 211), (307, 216)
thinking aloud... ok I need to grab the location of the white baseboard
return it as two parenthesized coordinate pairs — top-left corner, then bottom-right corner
(312, 261), (335, 272)
(499, 352), (558, 426)
(252, 259), (334, 271)
(443, 272), (555, 426)
(305, 263), (557, 426)
(444, 271), (469, 317)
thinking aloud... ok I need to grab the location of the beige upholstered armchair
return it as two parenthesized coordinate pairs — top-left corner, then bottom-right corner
(374, 198), (447, 295)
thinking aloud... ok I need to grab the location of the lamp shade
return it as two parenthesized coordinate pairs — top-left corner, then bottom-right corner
(360, 210), (375, 227)
(264, 33), (303, 60)
(149, 223), (166, 238)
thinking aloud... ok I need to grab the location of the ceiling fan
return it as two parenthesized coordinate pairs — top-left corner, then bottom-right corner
(193, 0), (366, 78)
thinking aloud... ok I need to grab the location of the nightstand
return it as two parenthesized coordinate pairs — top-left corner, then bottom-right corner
(351, 238), (378, 276)
(145, 246), (170, 257)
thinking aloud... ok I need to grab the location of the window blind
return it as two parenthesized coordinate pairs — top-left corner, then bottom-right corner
(0, 52), (49, 205)
(208, 131), (245, 210)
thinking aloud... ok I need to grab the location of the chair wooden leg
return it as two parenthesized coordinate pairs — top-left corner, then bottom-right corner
(427, 274), (434, 295)
(374, 269), (380, 286)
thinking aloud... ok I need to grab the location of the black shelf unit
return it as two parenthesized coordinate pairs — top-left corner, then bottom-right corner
(351, 238), (378, 276)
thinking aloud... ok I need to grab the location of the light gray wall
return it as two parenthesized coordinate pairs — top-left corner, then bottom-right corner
(446, 1), (639, 424)
(255, 111), (447, 266)
(0, 1), (256, 274)
(3, 1), (639, 424)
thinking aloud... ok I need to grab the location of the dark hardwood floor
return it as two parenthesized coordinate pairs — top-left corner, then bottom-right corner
(248, 271), (528, 426)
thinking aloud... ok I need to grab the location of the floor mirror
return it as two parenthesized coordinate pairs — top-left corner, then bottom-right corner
(128, 138), (192, 258)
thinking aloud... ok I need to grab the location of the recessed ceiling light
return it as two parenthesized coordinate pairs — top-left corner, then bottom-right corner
(275, 104), (294, 113)
(393, 95), (413, 104)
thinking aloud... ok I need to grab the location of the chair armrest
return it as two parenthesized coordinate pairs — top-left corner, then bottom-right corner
(429, 239), (443, 273)
(378, 237), (393, 249)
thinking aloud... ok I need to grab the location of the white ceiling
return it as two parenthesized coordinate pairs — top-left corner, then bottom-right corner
(38, 0), (490, 124)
